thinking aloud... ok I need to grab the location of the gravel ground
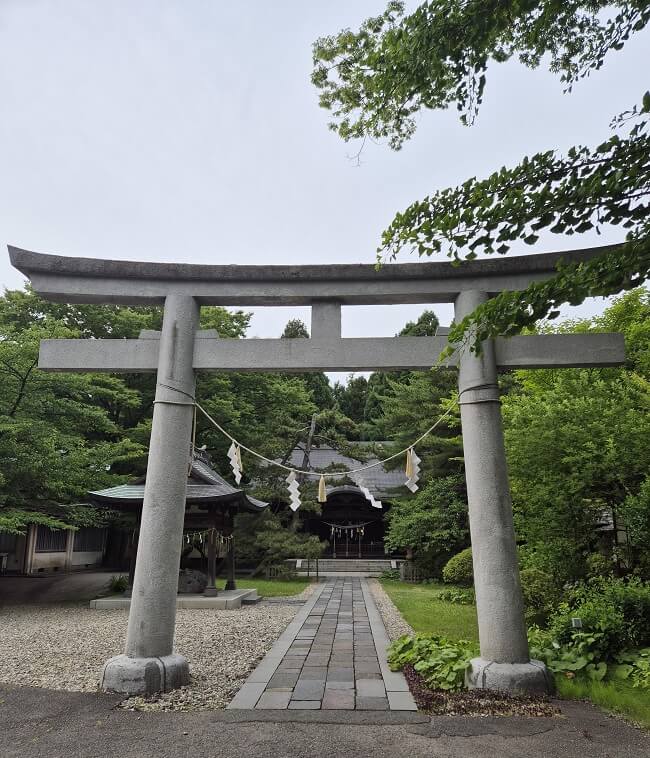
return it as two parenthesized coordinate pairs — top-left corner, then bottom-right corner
(368, 578), (414, 640)
(0, 603), (297, 711)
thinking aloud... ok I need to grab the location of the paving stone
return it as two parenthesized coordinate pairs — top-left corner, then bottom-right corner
(326, 667), (355, 682)
(267, 672), (300, 688)
(356, 697), (389, 711)
(232, 577), (412, 713)
(387, 691), (418, 711)
(356, 679), (386, 697)
(325, 680), (354, 691)
(299, 667), (328, 680)
(355, 662), (381, 674)
(255, 691), (291, 709)
(292, 680), (325, 700)
(321, 690), (355, 709)
(305, 657), (330, 667)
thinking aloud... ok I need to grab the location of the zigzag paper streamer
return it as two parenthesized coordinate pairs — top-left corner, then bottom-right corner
(286, 470), (302, 511)
(356, 477), (382, 509)
(405, 447), (421, 493)
(228, 441), (243, 485)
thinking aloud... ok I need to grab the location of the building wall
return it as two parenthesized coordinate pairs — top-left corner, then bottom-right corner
(0, 532), (27, 573)
(23, 525), (107, 575)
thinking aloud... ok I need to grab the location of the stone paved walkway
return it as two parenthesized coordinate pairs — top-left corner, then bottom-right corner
(228, 578), (416, 711)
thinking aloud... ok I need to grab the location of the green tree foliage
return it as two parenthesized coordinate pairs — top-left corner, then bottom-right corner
(385, 475), (469, 576)
(312, 1), (650, 347)
(399, 310), (440, 337)
(0, 287), (316, 536)
(503, 289), (650, 580)
(362, 310), (444, 439)
(378, 370), (461, 476)
(333, 375), (368, 426)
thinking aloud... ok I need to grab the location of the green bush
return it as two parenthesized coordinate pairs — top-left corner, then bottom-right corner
(442, 548), (473, 586)
(547, 577), (650, 658)
(109, 575), (128, 593)
(520, 568), (559, 625)
(612, 648), (650, 690)
(379, 568), (401, 581)
(528, 626), (608, 681)
(387, 633), (477, 691)
(586, 553), (613, 578)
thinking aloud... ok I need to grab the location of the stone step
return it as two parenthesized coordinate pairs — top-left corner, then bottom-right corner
(293, 558), (398, 576)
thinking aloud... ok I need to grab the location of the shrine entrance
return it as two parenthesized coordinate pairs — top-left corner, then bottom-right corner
(305, 487), (389, 559)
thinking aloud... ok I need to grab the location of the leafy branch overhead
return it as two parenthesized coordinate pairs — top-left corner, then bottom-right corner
(312, 1), (650, 346)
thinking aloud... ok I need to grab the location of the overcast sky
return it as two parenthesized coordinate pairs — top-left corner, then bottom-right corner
(0, 1), (648, 381)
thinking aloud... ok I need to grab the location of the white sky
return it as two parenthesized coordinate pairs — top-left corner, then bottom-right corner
(0, 2), (647, 382)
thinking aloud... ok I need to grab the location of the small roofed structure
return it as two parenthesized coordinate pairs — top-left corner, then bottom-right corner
(89, 448), (267, 594)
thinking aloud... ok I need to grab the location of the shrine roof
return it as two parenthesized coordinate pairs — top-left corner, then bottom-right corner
(285, 444), (406, 500)
(89, 452), (267, 511)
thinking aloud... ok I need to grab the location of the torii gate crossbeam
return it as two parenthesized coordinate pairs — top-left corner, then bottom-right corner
(9, 244), (626, 697)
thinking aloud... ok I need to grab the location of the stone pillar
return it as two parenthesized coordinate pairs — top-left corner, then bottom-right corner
(224, 534), (236, 591)
(204, 518), (218, 597)
(64, 529), (75, 572)
(454, 290), (551, 694)
(102, 294), (199, 695)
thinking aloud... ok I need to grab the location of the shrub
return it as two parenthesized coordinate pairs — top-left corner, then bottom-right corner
(109, 575), (128, 593)
(547, 577), (650, 657)
(442, 547), (473, 586)
(387, 634), (477, 691)
(586, 552), (613, 578)
(520, 568), (559, 625)
(528, 626), (608, 682)
(613, 648), (650, 690)
(437, 587), (475, 605)
(379, 568), (401, 581)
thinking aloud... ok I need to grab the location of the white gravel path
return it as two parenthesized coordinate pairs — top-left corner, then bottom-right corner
(368, 579), (414, 640)
(0, 603), (297, 711)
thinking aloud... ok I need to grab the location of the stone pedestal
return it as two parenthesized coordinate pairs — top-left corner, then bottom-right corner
(466, 658), (554, 695)
(102, 294), (199, 694)
(101, 654), (190, 695)
(454, 290), (551, 694)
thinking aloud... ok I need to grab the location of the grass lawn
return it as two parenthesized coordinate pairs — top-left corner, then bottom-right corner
(557, 677), (650, 729)
(217, 577), (309, 598)
(380, 580), (479, 642)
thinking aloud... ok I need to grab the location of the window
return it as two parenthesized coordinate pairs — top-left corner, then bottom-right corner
(35, 526), (68, 553)
(73, 528), (106, 553)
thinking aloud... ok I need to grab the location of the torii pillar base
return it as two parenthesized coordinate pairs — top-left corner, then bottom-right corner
(101, 654), (190, 696)
(466, 658), (554, 695)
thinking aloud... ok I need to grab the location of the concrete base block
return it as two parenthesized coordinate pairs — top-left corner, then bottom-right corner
(90, 588), (258, 610)
(101, 653), (190, 695)
(465, 657), (553, 695)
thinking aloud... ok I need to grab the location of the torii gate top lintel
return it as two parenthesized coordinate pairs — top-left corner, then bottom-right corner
(8, 244), (626, 373)
(8, 243), (619, 306)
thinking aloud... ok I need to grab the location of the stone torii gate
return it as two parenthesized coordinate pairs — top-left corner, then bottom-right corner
(9, 245), (625, 696)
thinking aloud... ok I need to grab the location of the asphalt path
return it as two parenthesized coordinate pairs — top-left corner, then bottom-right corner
(1, 683), (648, 758)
